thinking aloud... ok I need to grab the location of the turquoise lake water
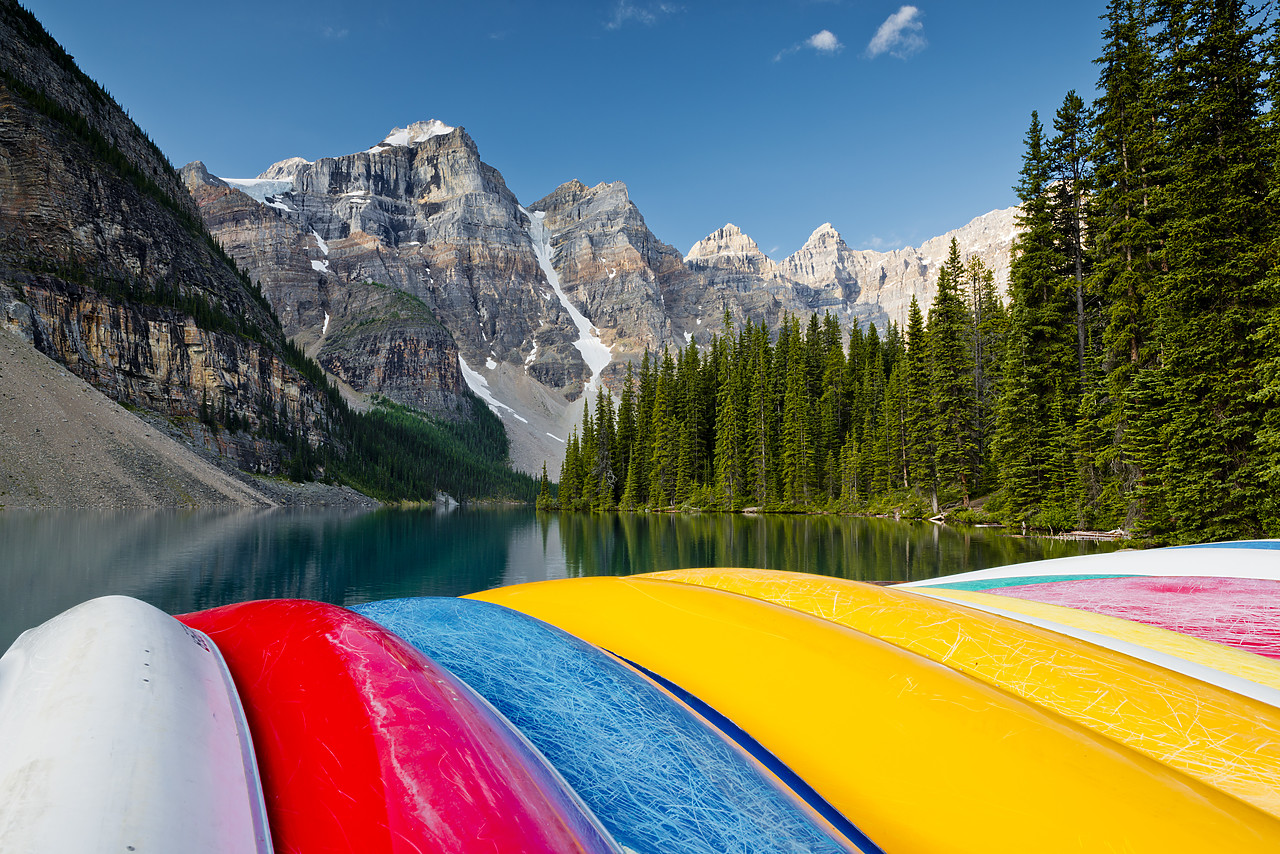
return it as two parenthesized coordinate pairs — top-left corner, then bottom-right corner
(0, 507), (1117, 651)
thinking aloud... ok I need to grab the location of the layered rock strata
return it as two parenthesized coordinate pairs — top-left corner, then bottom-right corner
(188, 127), (591, 416)
(0, 0), (334, 477)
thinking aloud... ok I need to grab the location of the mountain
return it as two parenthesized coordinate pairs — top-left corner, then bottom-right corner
(0, 3), (536, 506)
(187, 123), (1019, 475)
(0, 0), (336, 479)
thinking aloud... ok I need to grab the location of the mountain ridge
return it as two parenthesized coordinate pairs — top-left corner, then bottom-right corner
(186, 119), (1020, 475)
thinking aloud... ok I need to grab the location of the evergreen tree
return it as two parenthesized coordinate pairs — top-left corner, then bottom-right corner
(535, 462), (553, 511)
(1132, 0), (1273, 541)
(745, 322), (775, 505)
(559, 428), (582, 510)
(904, 297), (933, 492)
(995, 112), (1079, 521)
(712, 330), (747, 509)
(928, 239), (977, 506)
(1050, 89), (1094, 380)
(648, 348), (679, 507)
(615, 363), (636, 498)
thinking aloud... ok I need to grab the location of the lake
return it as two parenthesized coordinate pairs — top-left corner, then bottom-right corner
(0, 507), (1118, 651)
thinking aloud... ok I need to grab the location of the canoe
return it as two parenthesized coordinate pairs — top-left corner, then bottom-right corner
(179, 600), (618, 854)
(911, 585), (1280, 706)
(0, 596), (271, 854)
(939, 574), (1280, 659)
(645, 567), (1280, 817)
(354, 596), (874, 854)
(896, 540), (1280, 587)
(471, 576), (1280, 854)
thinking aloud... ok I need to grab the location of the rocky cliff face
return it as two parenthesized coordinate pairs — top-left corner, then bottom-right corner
(527, 180), (678, 364)
(186, 119), (1020, 475)
(0, 0), (333, 475)
(188, 125), (595, 419)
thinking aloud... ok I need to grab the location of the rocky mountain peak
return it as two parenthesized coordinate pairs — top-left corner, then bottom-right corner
(780, 222), (855, 294)
(257, 156), (311, 181)
(804, 222), (844, 247)
(367, 119), (456, 153)
(178, 161), (227, 192)
(686, 224), (776, 272)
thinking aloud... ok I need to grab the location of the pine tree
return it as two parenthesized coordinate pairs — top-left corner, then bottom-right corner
(1247, 16), (1280, 532)
(535, 462), (553, 511)
(559, 429), (582, 510)
(615, 363), (636, 499)
(781, 348), (816, 505)
(648, 348), (679, 507)
(1089, 0), (1166, 528)
(592, 386), (617, 510)
(904, 297), (933, 493)
(995, 112), (1079, 521)
(712, 323), (747, 509)
(1133, 0), (1273, 541)
(928, 239), (977, 506)
(745, 322), (774, 506)
(1050, 89), (1094, 381)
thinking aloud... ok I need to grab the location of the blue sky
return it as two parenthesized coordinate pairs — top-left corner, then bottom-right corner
(24, 1), (1105, 258)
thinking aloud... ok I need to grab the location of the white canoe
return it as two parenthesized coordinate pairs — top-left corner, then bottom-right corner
(0, 596), (271, 853)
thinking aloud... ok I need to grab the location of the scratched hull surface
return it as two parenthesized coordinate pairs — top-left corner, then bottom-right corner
(909, 586), (1280, 708)
(180, 600), (618, 854)
(0, 596), (271, 854)
(897, 541), (1280, 587)
(473, 576), (1280, 854)
(962, 575), (1280, 660)
(647, 567), (1280, 817)
(354, 596), (871, 854)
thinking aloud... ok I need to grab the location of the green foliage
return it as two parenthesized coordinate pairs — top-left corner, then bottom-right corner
(330, 396), (537, 504)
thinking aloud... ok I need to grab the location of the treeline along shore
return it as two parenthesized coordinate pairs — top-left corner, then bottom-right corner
(549, 1), (1280, 546)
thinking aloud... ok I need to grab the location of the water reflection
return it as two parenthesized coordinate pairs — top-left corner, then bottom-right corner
(554, 512), (1112, 581)
(0, 507), (1115, 651)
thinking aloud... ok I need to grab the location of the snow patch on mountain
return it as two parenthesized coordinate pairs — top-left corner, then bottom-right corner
(368, 120), (455, 153)
(221, 177), (295, 204)
(458, 356), (528, 423)
(522, 207), (612, 394)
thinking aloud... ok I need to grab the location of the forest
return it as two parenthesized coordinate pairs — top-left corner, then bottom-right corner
(547, 0), (1280, 544)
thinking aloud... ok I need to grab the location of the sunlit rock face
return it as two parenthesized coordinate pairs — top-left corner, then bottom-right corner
(0, 3), (336, 475)
(187, 116), (1020, 472)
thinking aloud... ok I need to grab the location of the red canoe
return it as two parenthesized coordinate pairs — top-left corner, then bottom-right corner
(180, 600), (617, 854)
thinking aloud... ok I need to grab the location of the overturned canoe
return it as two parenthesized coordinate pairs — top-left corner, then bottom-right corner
(0, 596), (271, 854)
(180, 600), (618, 854)
(355, 595), (874, 854)
(473, 576), (1280, 854)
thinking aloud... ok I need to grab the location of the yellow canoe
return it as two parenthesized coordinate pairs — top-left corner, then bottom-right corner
(470, 577), (1280, 854)
(646, 567), (1280, 817)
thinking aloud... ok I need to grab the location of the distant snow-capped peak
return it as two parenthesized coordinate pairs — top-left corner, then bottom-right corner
(368, 120), (455, 153)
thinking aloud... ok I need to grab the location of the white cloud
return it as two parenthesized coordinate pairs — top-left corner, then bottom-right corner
(867, 5), (926, 59)
(606, 1), (680, 30)
(807, 29), (843, 53)
(774, 29), (844, 61)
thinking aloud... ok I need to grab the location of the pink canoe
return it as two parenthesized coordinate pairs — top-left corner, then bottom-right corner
(974, 575), (1280, 660)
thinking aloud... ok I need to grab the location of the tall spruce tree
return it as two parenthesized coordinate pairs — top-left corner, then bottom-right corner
(1088, 0), (1164, 527)
(1132, 0), (1273, 541)
(995, 112), (1079, 521)
(928, 239), (977, 506)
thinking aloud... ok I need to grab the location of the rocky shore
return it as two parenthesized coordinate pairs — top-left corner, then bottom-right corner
(0, 329), (376, 510)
